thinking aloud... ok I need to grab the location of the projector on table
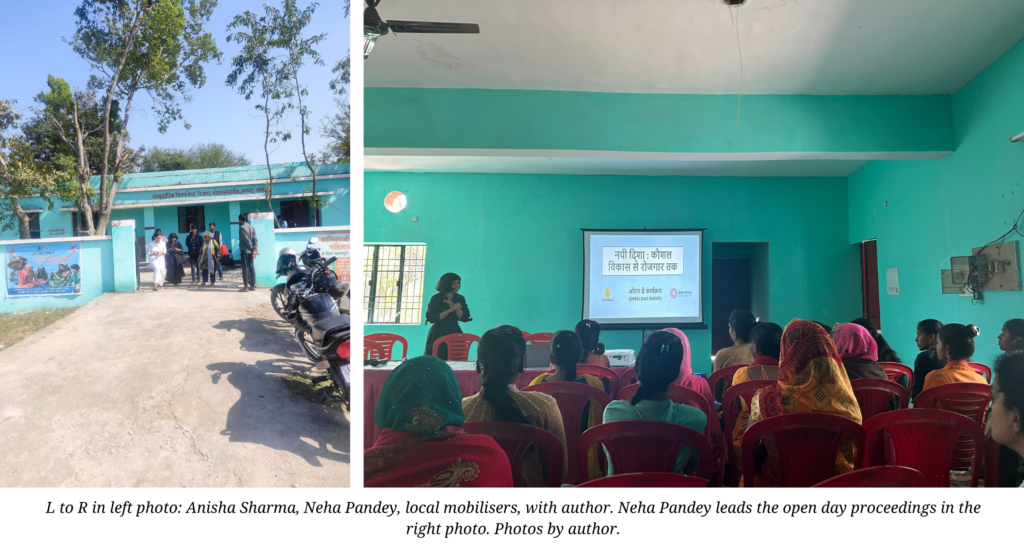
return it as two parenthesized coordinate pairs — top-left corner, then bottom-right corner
(606, 349), (635, 367)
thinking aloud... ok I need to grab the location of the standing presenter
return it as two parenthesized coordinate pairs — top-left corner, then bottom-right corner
(424, 272), (472, 359)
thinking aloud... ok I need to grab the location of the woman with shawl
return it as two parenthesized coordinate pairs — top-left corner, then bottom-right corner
(365, 356), (513, 487)
(147, 231), (167, 291)
(48, 263), (72, 287)
(165, 233), (186, 286)
(833, 323), (888, 381)
(747, 319), (862, 486)
(198, 232), (220, 286)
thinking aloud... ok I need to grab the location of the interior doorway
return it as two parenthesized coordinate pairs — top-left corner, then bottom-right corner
(712, 242), (770, 355)
(860, 239), (881, 329)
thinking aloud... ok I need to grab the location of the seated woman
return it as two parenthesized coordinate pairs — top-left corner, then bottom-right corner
(987, 352), (1024, 487)
(462, 325), (567, 487)
(713, 309), (758, 372)
(913, 319), (945, 401)
(576, 319), (611, 367)
(729, 322), (783, 459)
(365, 356), (513, 487)
(918, 323), (988, 398)
(747, 319), (862, 486)
(530, 330), (604, 479)
(833, 323), (887, 380)
(603, 330), (708, 475)
(663, 327), (714, 407)
(998, 319), (1024, 354)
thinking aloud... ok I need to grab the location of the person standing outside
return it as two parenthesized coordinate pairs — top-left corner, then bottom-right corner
(148, 230), (167, 291)
(238, 214), (258, 292)
(198, 232), (220, 286)
(185, 226), (203, 284)
(208, 222), (224, 280)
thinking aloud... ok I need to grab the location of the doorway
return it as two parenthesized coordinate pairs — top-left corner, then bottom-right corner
(860, 239), (881, 329)
(712, 242), (770, 355)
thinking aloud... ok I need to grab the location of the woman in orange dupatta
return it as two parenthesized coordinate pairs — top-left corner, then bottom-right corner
(366, 356), (513, 487)
(747, 319), (862, 486)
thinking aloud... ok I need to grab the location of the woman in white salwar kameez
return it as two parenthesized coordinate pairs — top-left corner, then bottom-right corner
(148, 231), (167, 291)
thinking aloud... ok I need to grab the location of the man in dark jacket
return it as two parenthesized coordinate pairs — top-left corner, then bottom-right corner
(184, 226), (203, 283)
(237, 214), (258, 292)
(208, 222), (224, 279)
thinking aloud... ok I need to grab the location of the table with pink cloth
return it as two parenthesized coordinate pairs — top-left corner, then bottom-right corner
(362, 362), (634, 449)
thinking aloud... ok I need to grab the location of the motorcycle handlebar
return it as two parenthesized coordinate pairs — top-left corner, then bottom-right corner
(325, 256), (337, 267)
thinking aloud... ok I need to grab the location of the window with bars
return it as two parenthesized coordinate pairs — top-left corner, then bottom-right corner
(364, 244), (427, 324)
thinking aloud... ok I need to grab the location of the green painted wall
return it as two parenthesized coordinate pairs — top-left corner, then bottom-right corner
(849, 39), (1024, 368)
(366, 88), (955, 155)
(366, 173), (861, 374)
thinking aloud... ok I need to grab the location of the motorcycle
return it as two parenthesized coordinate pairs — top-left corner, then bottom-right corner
(296, 293), (351, 409)
(271, 236), (348, 321)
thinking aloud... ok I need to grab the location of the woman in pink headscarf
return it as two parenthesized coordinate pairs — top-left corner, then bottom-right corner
(662, 327), (714, 408)
(832, 323), (887, 381)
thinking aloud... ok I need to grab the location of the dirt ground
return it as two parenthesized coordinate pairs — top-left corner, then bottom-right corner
(0, 268), (350, 487)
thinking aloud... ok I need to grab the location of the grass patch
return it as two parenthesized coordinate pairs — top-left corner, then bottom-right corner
(281, 371), (344, 411)
(0, 307), (80, 351)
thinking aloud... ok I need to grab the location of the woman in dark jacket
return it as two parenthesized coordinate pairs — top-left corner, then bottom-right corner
(423, 272), (471, 359)
(165, 233), (186, 286)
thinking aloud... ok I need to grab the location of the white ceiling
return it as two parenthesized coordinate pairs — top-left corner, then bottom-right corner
(365, 0), (1024, 95)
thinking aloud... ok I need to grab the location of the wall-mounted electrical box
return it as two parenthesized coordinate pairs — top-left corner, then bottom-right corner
(941, 241), (1021, 295)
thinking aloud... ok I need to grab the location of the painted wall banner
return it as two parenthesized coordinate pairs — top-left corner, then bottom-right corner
(5, 242), (83, 296)
(316, 231), (350, 282)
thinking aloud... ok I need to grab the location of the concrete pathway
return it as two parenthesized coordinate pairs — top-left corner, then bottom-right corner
(0, 268), (350, 487)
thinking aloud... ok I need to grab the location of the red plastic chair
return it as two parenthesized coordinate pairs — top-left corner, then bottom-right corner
(620, 366), (636, 386)
(852, 379), (908, 420)
(526, 332), (554, 345)
(521, 330), (531, 342)
(616, 384), (713, 428)
(431, 333), (481, 362)
(577, 364), (622, 397)
(721, 379), (776, 471)
(709, 364), (748, 403)
(968, 362), (992, 383)
(578, 421), (714, 481)
(812, 466), (928, 488)
(522, 381), (612, 485)
(364, 339), (383, 361)
(862, 409), (985, 487)
(463, 421), (565, 487)
(879, 362), (914, 393)
(914, 382), (992, 472)
(575, 472), (708, 488)
(742, 413), (867, 487)
(364, 333), (408, 361)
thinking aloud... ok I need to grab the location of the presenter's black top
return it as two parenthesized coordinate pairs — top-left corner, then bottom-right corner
(424, 292), (471, 359)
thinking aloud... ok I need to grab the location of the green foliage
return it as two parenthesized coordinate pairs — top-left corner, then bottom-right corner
(140, 142), (251, 172)
(318, 97), (350, 164)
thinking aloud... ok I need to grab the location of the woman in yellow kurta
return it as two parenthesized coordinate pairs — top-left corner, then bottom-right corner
(747, 319), (862, 486)
(919, 323), (988, 399)
(729, 322), (783, 464)
(530, 330), (605, 480)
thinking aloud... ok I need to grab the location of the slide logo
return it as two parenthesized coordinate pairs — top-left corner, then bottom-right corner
(670, 288), (678, 299)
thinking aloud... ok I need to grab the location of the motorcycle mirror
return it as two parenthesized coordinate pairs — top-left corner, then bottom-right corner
(308, 237), (320, 245)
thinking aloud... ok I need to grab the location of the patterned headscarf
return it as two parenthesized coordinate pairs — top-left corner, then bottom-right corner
(374, 355), (466, 435)
(833, 322), (878, 361)
(752, 319), (861, 424)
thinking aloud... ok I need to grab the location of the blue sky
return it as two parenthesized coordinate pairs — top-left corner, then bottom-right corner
(1, 0), (351, 166)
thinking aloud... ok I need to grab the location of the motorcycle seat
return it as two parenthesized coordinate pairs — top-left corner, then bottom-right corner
(311, 314), (350, 343)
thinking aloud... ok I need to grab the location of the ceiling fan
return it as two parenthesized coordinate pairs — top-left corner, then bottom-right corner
(364, 0), (480, 59)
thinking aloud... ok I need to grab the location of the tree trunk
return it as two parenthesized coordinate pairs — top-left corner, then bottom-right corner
(11, 198), (32, 240)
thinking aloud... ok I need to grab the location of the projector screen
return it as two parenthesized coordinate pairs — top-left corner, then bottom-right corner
(582, 229), (704, 329)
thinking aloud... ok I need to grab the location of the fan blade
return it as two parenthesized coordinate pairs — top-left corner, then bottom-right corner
(385, 20), (480, 34)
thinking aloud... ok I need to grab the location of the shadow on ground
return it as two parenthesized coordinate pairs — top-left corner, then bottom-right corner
(213, 315), (302, 357)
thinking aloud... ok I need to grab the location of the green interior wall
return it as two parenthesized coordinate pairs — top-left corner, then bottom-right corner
(366, 173), (861, 374)
(849, 39), (1024, 368)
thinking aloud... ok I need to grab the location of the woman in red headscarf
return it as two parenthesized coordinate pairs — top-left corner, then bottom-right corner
(746, 319), (862, 486)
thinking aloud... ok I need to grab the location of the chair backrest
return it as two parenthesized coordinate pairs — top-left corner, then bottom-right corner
(862, 408), (985, 487)
(463, 421), (565, 487)
(852, 379), (908, 420)
(521, 330), (531, 342)
(578, 421), (714, 480)
(968, 362), (992, 383)
(721, 379), (776, 468)
(364, 333), (408, 361)
(620, 366), (636, 386)
(616, 384), (712, 436)
(432, 333), (481, 362)
(575, 472), (708, 488)
(742, 413), (867, 487)
(364, 338), (383, 361)
(522, 381), (612, 484)
(914, 382), (992, 472)
(708, 364), (747, 403)
(576, 364), (622, 397)
(526, 332), (554, 345)
(812, 466), (928, 488)
(879, 362), (914, 392)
